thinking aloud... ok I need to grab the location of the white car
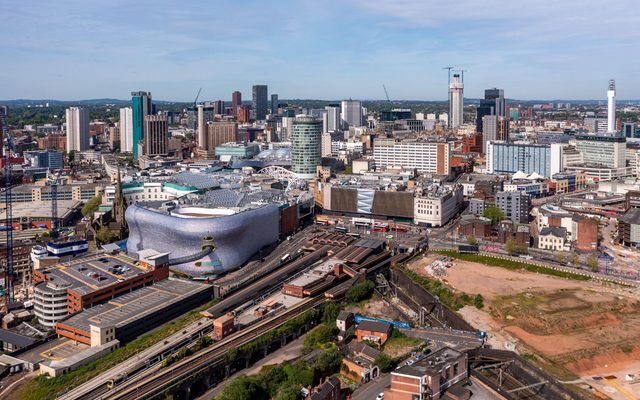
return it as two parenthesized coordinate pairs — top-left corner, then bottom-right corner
(376, 393), (384, 400)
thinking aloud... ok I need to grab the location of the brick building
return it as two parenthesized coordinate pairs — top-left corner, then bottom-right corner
(355, 320), (392, 345)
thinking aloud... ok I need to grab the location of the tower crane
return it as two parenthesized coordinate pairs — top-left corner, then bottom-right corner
(383, 84), (391, 103)
(442, 66), (454, 85)
(193, 87), (202, 109)
(453, 69), (468, 83)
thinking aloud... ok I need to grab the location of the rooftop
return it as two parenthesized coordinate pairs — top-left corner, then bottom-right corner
(394, 347), (464, 378)
(58, 279), (210, 331)
(37, 253), (149, 296)
(539, 227), (567, 238)
(0, 200), (82, 220)
(620, 208), (640, 225)
(356, 319), (393, 334)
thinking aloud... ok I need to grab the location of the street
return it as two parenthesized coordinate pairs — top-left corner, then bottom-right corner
(351, 373), (390, 400)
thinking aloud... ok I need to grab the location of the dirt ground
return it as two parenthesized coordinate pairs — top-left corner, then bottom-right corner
(344, 298), (403, 321)
(407, 254), (640, 400)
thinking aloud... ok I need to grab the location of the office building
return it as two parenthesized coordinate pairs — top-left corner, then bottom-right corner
(486, 142), (563, 178)
(252, 85), (268, 120)
(271, 93), (278, 115)
(119, 107), (133, 152)
(291, 116), (322, 179)
(231, 91), (242, 116)
(341, 100), (362, 128)
(196, 104), (206, 150)
(575, 133), (625, 168)
(208, 122), (238, 157)
(414, 184), (464, 227)
(482, 115), (509, 153)
(584, 117), (608, 133)
(0, 106), (6, 157)
(213, 100), (225, 115)
(65, 107), (89, 152)
(143, 115), (168, 156)
(448, 73), (464, 129)
(24, 150), (64, 169)
(476, 88), (505, 133)
(373, 138), (451, 174)
(131, 91), (153, 159)
(623, 122), (638, 138)
(496, 191), (530, 224)
(324, 105), (341, 133)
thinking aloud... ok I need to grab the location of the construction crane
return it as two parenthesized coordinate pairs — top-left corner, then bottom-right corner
(382, 84), (391, 103)
(442, 66), (454, 85)
(1, 109), (14, 305)
(193, 87), (202, 109)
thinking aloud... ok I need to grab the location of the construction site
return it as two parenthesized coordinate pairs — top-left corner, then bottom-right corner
(406, 253), (640, 400)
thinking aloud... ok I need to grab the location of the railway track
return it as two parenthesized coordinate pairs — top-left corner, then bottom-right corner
(106, 296), (326, 400)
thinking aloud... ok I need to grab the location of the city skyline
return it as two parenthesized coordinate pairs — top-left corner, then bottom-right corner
(2, 0), (639, 101)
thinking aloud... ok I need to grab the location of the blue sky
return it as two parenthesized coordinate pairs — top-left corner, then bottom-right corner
(2, 0), (639, 101)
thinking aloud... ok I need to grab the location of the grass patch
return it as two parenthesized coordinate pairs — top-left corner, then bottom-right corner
(432, 250), (591, 281)
(620, 345), (634, 354)
(399, 266), (479, 311)
(13, 297), (220, 400)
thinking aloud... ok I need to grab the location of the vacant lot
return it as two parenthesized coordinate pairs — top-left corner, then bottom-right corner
(406, 253), (640, 399)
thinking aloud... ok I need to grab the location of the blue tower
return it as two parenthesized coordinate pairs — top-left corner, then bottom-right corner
(131, 91), (152, 159)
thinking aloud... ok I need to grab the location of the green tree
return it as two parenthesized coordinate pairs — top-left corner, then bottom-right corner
(68, 150), (76, 163)
(304, 325), (338, 351)
(96, 226), (116, 244)
(273, 385), (301, 400)
(321, 301), (342, 326)
(467, 235), (478, 246)
(81, 195), (102, 218)
(483, 207), (505, 225)
(505, 238), (518, 255)
(345, 280), (375, 304)
(587, 254), (599, 272)
(571, 253), (580, 266)
(312, 347), (342, 382)
(555, 253), (566, 264)
(473, 294), (484, 309)
(374, 354), (398, 373)
(217, 376), (266, 400)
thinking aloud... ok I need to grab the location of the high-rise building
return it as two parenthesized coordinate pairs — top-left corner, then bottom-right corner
(119, 107), (133, 152)
(341, 100), (362, 128)
(373, 138), (451, 174)
(214, 100), (225, 115)
(575, 133), (626, 168)
(486, 142), (563, 178)
(231, 91), (242, 116)
(271, 94), (278, 115)
(65, 107), (90, 152)
(237, 106), (250, 123)
(291, 116), (322, 179)
(449, 74), (464, 129)
(607, 79), (616, 133)
(208, 122), (238, 155)
(0, 106), (7, 158)
(143, 115), (168, 156)
(623, 122), (638, 138)
(324, 105), (341, 133)
(476, 88), (505, 133)
(252, 85), (268, 120)
(131, 91), (152, 159)
(482, 115), (509, 153)
(197, 104), (206, 150)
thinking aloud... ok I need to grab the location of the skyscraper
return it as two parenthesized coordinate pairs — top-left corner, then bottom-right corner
(341, 100), (362, 128)
(143, 115), (168, 156)
(65, 107), (89, 152)
(0, 106), (7, 158)
(482, 115), (509, 153)
(119, 107), (133, 152)
(252, 85), (268, 120)
(232, 91), (242, 116)
(449, 74), (464, 129)
(197, 104), (206, 150)
(271, 94), (279, 115)
(476, 88), (505, 133)
(213, 100), (225, 115)
(324, 105), (341, 133)
(291, 116), (322, 179)
(131, 91), (152, 159)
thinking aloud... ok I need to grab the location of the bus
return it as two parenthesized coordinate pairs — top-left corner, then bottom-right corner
(334, 226), (348, 233)
(315, 219), (329, 226)
(352, 217), (373, 228)
(373, 223), (390, 232)
(390, 224), (408, 232)
(346, 233), (361, 238)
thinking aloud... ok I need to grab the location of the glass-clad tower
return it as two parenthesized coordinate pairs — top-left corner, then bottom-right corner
(291, 116), (322, 179)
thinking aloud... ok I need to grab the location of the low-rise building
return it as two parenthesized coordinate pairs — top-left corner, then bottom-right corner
(414, 184), (463, 227)
(538, 227), (567, 251)
(305, 376), (341, 400)
(340, 341), (381, 383)
(355, 320), (392, 345)
(384, 347), (467, 400)
(619, 208), (640, 247)
(213, 314), (236, 340)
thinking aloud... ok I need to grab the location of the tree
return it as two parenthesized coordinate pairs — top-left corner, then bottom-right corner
(474, 294), (484, 309)
(217, 376), (266, 400)
(81, 195), (102, 218)
(273, 385), (301, 400)
(303, 325), (338, 351)
(571, 253), (580, 266)
(312, 347), (342, 382)
(467, 235), (478, 246)
(483, 207), (505, 225)
(587, 254), (599, 272)
(375, 354), (398, 373)
(96, 226), (116, 244)
(505, 238), (518, 255)
(68, 150), (76, 163)
(555, 253), (566, 264)
(321, 301), (342, 326)
(345, 280), (375, 304)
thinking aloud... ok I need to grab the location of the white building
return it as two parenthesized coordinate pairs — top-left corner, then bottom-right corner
(575, 133), (626, 168)
(65, 107), (89, 152)
(373, 138), (451, 175)
(414, 184), (463, 227)
(449, 74), (464, 128)
(538, 227), (567, 251)
(331, 141), (364, 154)
(119, 107), (133, 152)
(324, 106), (341, 133)
(341, 100), (363, 128)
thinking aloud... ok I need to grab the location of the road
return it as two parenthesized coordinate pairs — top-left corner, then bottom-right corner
(351, 373), (390, 400)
